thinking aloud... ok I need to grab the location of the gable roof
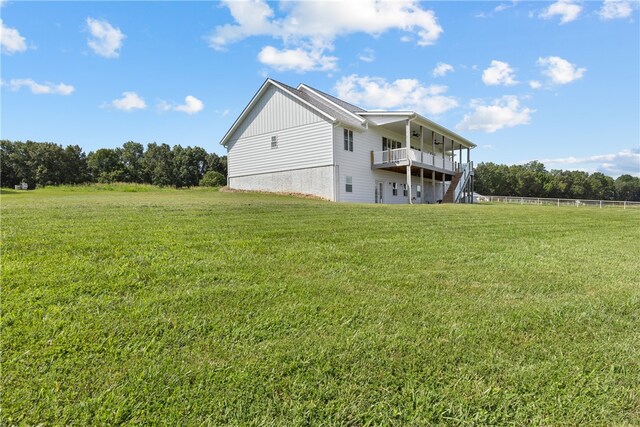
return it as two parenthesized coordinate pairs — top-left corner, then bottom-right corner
(220, 79), (476, 149)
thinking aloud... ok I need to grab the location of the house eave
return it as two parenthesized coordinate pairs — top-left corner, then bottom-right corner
(359, 111), (476, 148)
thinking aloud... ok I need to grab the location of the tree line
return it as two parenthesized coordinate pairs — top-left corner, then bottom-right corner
(1, 140), (227, 189)
(474, 161), (640, 201)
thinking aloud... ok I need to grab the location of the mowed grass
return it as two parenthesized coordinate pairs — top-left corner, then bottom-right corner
(2, 186), (639, 425)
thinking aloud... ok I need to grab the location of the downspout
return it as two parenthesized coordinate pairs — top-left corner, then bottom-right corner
(332, 121), (342, 202)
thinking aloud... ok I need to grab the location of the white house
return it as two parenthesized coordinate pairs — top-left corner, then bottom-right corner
(220, 79), (476, 204)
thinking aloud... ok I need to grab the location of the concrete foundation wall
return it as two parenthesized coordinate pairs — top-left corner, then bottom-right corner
(229, 165), (335, 200)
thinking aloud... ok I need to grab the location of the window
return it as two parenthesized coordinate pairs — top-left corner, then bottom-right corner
(344, 129), (353, 152)
(345, 176), (353, 193)
(403, 184), (408, 197)
(271, 135), (278, 149)
(417, 185), (421, 198)
(382, 137), (401, 150)
(392, 182), (398, 196)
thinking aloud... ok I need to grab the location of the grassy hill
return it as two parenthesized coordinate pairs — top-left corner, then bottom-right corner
(2, 186), (639, 425)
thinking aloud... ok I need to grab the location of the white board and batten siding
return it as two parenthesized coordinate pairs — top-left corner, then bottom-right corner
(227, 85), (336, 200)
(333, 125), (445, 204)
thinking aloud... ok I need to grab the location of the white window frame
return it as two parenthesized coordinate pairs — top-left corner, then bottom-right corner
(271, 135), (278, 149)
(344, 129), (353, 152)
(345, 176), (353, 193)
(392, 182), (398, 196)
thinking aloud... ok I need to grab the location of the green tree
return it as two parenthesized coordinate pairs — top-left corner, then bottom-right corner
(142, 143), (174, 186)
(87, 148), (124, 183)
(120, 141), (144, 183)
(200, 170), (226, 187)
(586, 172), (615, 200)
(615, 174), (640, 201)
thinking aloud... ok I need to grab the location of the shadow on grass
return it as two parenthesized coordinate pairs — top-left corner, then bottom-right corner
(0, 189), (29, 195)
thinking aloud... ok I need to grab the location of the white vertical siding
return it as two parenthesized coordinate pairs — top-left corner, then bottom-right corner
(227, 85), (335, 180)
(229, 85), (324, 141)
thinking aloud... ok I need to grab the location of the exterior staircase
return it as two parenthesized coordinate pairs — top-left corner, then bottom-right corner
(442, 172), (462, 203)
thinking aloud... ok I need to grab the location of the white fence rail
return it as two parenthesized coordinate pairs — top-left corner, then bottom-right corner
(482, 195), (640, 209)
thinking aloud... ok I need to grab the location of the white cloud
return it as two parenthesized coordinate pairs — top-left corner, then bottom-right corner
(537, 56), (586, 85)
(210, 0), (443, 49)
(456, 95), (534, 133)
(334, 74), (458, 115)
(208, 0), (442, 72)
(433, 62), (454, 77)
(539, 0), (582, 24)
(158, 95), (205, 114)
(86, 17), (125, 58)
(175, 95), (204, 114)
(1, 19), (27, 54)
(495, 1), (519, 12)
(358, 48), (375, 63)
(8, 78), (74, 95)
(529, 80), (542, 89)
(539, 148), (640, 177)
(257, 45), (337, 72)
(599, 0), (637, 20)
(108, 92), (146, 111)
(482, 60), (518, 86)
(476, 1), (519, 18)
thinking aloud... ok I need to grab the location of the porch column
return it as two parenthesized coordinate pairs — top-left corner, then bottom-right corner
(441, 137), (446, 201)
(467, 147), (471, 163)
(420, 125), (424, 203)
(459, 143), (463, 169)
(406, 120), (412, 204)
(432, 170), (436, 203)
(431, 131), (436, 203)
(450, 139), (454, 168)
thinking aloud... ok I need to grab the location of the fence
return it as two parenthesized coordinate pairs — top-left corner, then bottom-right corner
(482, 195), (640, 209)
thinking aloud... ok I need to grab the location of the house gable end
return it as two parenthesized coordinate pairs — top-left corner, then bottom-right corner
(223, 80), (335, 147)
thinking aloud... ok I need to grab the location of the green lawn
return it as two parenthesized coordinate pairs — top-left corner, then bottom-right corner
(2, 186), (639, 425)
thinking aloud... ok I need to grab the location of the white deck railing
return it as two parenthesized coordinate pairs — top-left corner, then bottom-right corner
(373, 148), (407, 164)
(373, 148), (457, 172)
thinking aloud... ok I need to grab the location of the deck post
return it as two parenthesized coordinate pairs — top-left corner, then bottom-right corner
(406, 120), (412, 204)
(432, 170), (436, 204)
(459, 144), (462, 171)
(442, 136), (446, 201)
(420, 125), (424, 203)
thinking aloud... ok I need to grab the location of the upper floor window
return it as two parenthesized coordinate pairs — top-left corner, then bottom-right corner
(382, 137), (401, 151)
(345, 176), (353, 193)
(344, 129), (353, 152)
(271, 135), (278, 149)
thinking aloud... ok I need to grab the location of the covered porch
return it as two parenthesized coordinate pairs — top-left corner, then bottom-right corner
(364, 111), (476, 204)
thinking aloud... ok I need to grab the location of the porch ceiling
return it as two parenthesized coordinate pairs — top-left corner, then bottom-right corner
(361, 112), (476, 149)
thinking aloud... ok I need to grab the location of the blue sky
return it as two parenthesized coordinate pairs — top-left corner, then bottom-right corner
(2, 0), (639, 176)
